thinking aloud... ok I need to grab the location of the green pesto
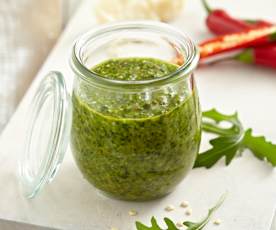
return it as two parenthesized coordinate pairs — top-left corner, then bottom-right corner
(71, 58), (201, 201)
(92, 57), (178, 81)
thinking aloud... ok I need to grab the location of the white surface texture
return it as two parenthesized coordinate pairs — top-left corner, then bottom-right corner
(0, 0), (276, 229)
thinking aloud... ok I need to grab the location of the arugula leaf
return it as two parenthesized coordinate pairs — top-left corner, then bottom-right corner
(136, 217), (162, 230)
(135, 193), (227, 230)
(163, 218), (179, 230)
(194, 109), (244, 168)
(243, 129), (276, 166)
(194, 135), (243, 168)
(201, 109), (242, 135)
(136, 217), (174, 230)
(194, 109), (276, 168)
(183, 193), (226, 230)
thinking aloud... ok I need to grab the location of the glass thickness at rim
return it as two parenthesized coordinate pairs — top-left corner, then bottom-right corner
(71, 21), (199, 89)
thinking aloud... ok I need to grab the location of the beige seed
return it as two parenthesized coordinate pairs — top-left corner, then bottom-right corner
(176, 222), (183, 228)
(165, 205), (175, 212)
(185, 208), (192, 216)
(213, 219), (222, 225)
(180, 201), (189, 208)
(111, 227), (119, 230)
(128, 209), (138, 216)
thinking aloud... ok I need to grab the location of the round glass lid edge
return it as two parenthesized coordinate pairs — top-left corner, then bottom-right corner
(18, 71), (72, 199)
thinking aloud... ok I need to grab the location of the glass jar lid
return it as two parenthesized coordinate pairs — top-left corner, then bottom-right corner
(18, 71), (71, 199)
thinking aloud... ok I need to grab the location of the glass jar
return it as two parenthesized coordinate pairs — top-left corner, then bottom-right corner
(70, 21), (201, 201)
(19, 21), (201, 201)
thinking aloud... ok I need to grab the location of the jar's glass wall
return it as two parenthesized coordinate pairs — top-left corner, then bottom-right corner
(77, 28), (184, 69)
(70, 22), (201, 201)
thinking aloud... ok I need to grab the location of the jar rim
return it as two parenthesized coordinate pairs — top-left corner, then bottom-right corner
(71, 21), (199, 89)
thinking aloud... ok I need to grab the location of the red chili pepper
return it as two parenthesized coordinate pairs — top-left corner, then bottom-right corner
(201, 0), (276, 68)
(235, 45), (276, 68)
(202, 44), (276, 69)
(200, 26), (276, 58)
(202, 0), (272, 35)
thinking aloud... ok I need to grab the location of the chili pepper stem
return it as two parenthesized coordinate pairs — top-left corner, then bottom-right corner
(200, 56), (235, 67)
(202, 0), (212, 14)
(200, 49), (253, 66)
(245, 19), (262, 24)
(234, 49), (254, 64)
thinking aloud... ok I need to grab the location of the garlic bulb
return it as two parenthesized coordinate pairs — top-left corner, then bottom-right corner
(95, 0), (185, 24)
(149, 0), (185, 22)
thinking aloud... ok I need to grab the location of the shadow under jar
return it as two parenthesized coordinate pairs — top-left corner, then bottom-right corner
(70, 21), (201, 201)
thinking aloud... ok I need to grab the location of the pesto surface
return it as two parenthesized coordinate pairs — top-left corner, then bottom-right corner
(92, 57), (178, 81)
(71, 57), (201, 201)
